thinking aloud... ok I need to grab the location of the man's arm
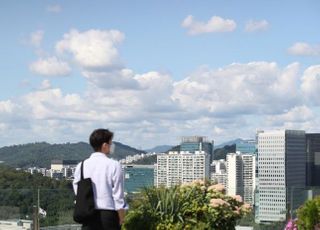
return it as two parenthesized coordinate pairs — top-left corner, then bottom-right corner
(112, 162), (128, 224)
(72, 163), (81, 194)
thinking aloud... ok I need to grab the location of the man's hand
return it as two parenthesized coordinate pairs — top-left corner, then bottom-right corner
(117, 209), (125, 225)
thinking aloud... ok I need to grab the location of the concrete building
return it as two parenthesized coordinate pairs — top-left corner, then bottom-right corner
(155, 151), (210, 187)
(50, 160), (78, 171)
(226, 153), (243, 197)
(242, 154), (256, 204)
(256, 130), (306, 224)
(210, 160), (227, 188)
(226, 152), (256, 205)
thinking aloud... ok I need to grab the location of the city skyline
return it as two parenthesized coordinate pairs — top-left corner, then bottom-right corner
(1, 1), (320, 148)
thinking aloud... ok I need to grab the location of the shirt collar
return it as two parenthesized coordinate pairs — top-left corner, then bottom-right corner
(90, 152), (108, 158)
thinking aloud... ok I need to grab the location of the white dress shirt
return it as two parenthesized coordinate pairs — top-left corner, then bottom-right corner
(73, 152), (127, 211)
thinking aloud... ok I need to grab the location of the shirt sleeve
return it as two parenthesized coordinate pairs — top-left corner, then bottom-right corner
(72, 163), (81, 195)
(112, 162), (128, 210)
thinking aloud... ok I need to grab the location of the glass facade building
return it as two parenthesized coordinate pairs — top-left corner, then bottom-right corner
(236, 140), (257, 154)
(180, 136), (214, 162)
(306, 133), (320, 186)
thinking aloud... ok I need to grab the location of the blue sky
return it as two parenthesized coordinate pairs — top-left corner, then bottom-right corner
(0, 0), (320, 148)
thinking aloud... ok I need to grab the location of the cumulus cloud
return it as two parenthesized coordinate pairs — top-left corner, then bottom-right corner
(0, 100), (15, 113)
(301, 65), (320, 105)
(181, 15), (236, 35)
(30, 30), (44, 47)
(29, 57), (71, 76)
(47, 4), (62, 13)
(82, 68), (140, 90)
(288, 42), (320, 56)
(12, 27), (320, 147)
(266, 106), (314, 126)
(39, 80), (52, 90)
(245, 20), (269, 32)
(173, 62), (302, 117)
(56, 29), (124, 69)
(4, 61), (320, 147)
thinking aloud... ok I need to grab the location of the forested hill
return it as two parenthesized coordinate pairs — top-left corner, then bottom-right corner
(0, 141), (144, 168)
(0, 164), (74, 226)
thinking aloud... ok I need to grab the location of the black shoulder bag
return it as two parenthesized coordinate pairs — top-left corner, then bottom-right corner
(73, 160), (96, 223)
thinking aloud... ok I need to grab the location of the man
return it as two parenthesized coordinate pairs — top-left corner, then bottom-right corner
(73, 129), (127, 230)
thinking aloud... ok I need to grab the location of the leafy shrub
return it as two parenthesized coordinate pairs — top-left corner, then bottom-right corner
(123, 180), (251, 230)
(297, 196), (320, 230)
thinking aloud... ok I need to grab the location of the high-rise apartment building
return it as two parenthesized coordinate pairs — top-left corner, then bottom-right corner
(155, 151), (210, 187)
(227, 153), (243, 197)
(211, 160), (227, 188)
(256, 130), (306, 224)
(226, 152), (256, 204)
(242, 154), (256, 204)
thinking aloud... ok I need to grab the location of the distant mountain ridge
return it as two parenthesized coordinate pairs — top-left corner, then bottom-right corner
(144, 145), (173, 153)
(0, 141), (144, 168)
(214, 138), (244, 149)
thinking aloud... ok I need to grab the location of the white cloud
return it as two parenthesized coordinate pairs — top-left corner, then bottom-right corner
(0, 100), (15, 113)
(39, 80), (52, 90)
(301, 65), (320, 105)
(56, 29), (124, 69)
(29, 57), (71, 76)
(47, 4), (62, 13)
(172, 62), (301, 117)
(82, 69), (140, 89)
(266, 106), (314, 126)
(245, 20), (269, 32)
(4, 61), (320, 147)
(181, 15), (236, 35)
(12, 26), (320, 147)
(288, 42), (320, 56)
(30, 30), (44, 47)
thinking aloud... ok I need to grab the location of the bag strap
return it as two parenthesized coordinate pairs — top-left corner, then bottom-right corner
(81, 160), (85, 180)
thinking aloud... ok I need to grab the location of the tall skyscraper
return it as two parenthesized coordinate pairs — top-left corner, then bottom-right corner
(256, 130), (306, 224)
(155, 151), (210, 187)
(306, 133), (320, 186)
(236, 139), (257, 154)
(180, 136), (214, 162)
(226, 152), (256, 205)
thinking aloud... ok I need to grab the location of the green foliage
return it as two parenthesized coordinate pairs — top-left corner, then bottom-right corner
(297, 196), (320, 230)
(0, 141), (144, 168)
(133, 155), (157, 165)
(123, 181), (251, 230)
(0, 165), (75, 226)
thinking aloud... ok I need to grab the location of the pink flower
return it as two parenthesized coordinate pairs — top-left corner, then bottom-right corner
(284, 219), (298, 230)
(192, 179), (205, 186)
(207, 184), (225, 192)
(210, 198), (230, 207)
(231, 195), (243, 202)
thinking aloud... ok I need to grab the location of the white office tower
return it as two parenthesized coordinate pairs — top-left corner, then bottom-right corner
(211, 160), (227, 188)
(226, 153), (256, 204)
(155, 151), (210, 187)
(256, 130), (306, 224)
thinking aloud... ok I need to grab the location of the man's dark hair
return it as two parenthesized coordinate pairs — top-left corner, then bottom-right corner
(89, 129), (114, 152)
